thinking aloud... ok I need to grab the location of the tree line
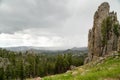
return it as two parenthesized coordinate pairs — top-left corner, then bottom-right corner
(0, 48), (86, 80)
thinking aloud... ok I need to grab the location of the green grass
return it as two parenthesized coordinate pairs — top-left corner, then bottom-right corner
(43, 55), (120, 80)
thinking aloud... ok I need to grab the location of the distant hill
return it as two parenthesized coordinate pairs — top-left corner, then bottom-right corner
(2, 46), (87, 52)
(3, 46), (65, 52)
(71, 47), (88, 51)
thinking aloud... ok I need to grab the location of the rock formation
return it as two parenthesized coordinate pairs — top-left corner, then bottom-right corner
(85, 2), (120, 63)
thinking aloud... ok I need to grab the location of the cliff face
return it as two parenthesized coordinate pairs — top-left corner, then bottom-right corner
(85, 2), (120, 63)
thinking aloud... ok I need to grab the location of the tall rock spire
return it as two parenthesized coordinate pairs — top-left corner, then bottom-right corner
(85, 2), (120, 63)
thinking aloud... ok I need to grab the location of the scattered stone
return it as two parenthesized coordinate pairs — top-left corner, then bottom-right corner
(34, 77), (42, 80)
(78, 68), (84, 72)
(66, 70), (71, 73)
(72, 71), (78, 76)
(70, 65), (76, 70)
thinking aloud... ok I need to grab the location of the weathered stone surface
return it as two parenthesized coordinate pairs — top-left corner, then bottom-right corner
(89, 2), (110, 57)
(85, 2), (120, 63)
(117, 37), (120, 51)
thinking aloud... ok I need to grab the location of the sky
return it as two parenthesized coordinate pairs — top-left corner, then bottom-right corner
(0, 0), (120, 48)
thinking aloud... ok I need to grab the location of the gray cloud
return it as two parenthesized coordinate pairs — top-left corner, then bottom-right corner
(0, 0), (69, 33)
(0, 0), (120, 47)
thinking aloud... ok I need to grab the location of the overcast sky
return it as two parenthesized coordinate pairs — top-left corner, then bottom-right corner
(0, 0), (120, 48)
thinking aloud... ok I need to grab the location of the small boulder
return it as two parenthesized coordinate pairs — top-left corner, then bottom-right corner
(34, 77), (42, 80)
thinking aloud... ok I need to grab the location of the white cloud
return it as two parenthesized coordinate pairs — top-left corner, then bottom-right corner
(0, 32), (64, 47)
(0, 3), (12, 13)
(0, 30), (87, 48)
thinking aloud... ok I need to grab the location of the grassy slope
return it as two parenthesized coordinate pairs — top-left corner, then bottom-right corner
(43, 54), (120, 80)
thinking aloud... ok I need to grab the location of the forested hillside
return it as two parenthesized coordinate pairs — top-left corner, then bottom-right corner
(0, 48), (87, 80)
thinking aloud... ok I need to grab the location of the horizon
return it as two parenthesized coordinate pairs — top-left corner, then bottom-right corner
(0, 45), (88, 51)
(0, 0), (120, 48)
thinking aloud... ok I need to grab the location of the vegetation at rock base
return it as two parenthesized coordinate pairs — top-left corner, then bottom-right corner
(43, 52), (120, 80)
(113, 23), (119, 37)
(0, 48), (86, 80)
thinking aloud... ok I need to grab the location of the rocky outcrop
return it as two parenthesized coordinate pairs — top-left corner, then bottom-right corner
(85, 2), (120, 64)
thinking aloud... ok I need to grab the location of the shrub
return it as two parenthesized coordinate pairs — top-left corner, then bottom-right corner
(113, 24), (119, 37)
